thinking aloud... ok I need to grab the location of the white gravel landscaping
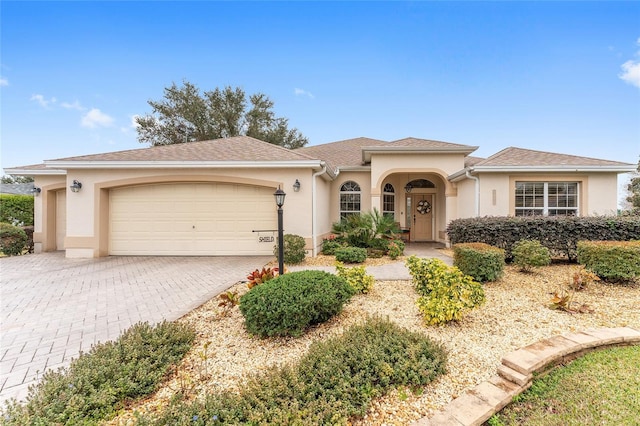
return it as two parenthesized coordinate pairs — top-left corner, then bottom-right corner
(109, 259), (640, 425)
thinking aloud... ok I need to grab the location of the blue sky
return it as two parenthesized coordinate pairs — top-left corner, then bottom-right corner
(1, 1), (639, 190)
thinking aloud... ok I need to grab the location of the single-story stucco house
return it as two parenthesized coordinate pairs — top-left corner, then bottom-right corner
(4, 136), (635, 258)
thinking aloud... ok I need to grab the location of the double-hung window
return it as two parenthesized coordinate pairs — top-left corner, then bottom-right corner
(515, 182), (579, 216)
(340, 181), (361, 219)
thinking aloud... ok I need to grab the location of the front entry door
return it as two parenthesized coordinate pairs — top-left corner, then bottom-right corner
(412, 194), (433, 241)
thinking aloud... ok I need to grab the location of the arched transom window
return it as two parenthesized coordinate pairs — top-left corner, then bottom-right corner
(340, 181), (361, 219)
(383, 183), (395, 218)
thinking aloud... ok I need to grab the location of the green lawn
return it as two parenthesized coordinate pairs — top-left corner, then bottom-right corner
(490, 345), (640, 426)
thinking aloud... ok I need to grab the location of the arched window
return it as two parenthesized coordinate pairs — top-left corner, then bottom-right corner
(340, 181), (361, 219)
(404, 179), (435, 192)
(383, 183), (395, 218)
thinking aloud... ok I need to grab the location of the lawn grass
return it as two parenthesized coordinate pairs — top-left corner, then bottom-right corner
(490, 345), (640, 426)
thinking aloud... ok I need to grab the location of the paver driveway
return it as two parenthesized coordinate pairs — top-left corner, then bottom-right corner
(0, 252), (271, 404)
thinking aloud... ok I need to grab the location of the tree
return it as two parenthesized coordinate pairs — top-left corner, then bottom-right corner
(625, 156), (640, 212)
(136, 81), (308, 149)
(1, 175), (34, 184)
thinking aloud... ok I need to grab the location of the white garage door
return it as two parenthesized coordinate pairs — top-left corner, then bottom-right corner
(109, 183), (278, 255)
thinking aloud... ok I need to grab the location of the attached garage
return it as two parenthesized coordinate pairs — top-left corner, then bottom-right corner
(109, 182), (278, 255)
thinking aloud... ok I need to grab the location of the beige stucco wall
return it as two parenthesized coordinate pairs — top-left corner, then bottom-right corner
(32, 175), (66, 253)
(41, 167), (319, 258)
(464, 172), (621, 217)
(330, 171), (371, 224)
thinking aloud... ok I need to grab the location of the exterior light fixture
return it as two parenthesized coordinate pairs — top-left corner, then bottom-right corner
(70, 180), (83, 193)
(293, 179), (301, 192)
(273, 186), (287, 274)
(31, 187), (42, 195)
(404, 183), (413, 193)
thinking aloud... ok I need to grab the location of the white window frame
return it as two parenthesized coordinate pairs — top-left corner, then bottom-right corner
(515, 181), (579, 216)
(382, 183), (395, 218)
(340, 181), (361, 219)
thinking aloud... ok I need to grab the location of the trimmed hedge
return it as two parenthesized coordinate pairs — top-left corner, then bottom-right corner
(240, 270), (354, 337)
(335, 246), (368, 263)
(447, 216), (640, 261)
(453, 242), (505, 282)
(577, 240), (640, 282)
(135, 317), (447, 425)
(0, 194), (34, 226)
(512, 239), (551, 272)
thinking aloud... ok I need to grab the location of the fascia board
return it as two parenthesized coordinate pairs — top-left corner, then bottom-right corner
(4, 167), (67, 176)
(362, 146), (479, 163)
(43, 160), (325, 170)
(337, 166), (371, 172)
(472, 165), (635, 173)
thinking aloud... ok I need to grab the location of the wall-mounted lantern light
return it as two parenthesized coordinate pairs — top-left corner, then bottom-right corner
(293, 179), (301, 192)
(70, 180), (83, 193)
(404, 183), (413, 193)
(31, 187), (41, 196)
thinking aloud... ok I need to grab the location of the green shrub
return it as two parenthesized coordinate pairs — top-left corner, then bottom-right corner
(239, 270), (354, 337)
(335, 246), (367, 263)
(453, 242), (505, 282)
(406, 256), (485, 325)
(577, 240), (640, 282)
(0, 222), (28, 256)
(368, 237), (390, 252)
(388, 239), (405, 260)
(331, 209), (400, 248)
(135, 317), (447, 426)
(335, 262), (374, 294)
(512, 239), (551, 272)
(0, 194), (34, 226)
(1, 321), (195, 425)
(321, 239), (343, 255)
(273, 233), (306, 264)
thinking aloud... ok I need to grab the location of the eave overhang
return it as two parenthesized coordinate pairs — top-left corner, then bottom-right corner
(362, 146), (479, 163)
(448, 164), (636, 182)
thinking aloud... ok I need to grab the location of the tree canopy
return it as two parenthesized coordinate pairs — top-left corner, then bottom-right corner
(625, 156), (640, 212)
(135, 82), (308, 149)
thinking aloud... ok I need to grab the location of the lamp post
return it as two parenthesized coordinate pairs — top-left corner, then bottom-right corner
(274, 186), (286, 275)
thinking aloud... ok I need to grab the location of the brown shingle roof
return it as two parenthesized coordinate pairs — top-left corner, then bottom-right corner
(48, 136), (319, 163)
(475, 147), (632, 167)
(296, 136), (477, 168)
(296, 137), (388, 168)
(390, 137), (477, 150)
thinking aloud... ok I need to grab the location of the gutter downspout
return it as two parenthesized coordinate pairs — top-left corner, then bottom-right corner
(465, 170), (480, 217)
(312, 163), (331, 256)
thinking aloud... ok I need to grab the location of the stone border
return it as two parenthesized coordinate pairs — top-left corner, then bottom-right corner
(413, 327), (640, 426)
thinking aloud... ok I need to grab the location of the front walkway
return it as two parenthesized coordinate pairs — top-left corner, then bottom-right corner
(0, 253), (271, 403)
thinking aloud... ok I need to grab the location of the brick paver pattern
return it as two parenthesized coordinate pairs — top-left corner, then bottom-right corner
(0, 252), (271, 403)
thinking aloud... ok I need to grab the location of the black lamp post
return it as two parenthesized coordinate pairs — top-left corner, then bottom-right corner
(274, 186), (286, 275)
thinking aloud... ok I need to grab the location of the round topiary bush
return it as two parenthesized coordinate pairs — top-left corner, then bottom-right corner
(512, 239), (551, 272)
(274, 234), (306, 264)
(0, 222), (28, 256)
(239, 270), (355, 337)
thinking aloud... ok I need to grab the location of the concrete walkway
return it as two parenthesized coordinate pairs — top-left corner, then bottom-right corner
(0, 252), (271, 404)
(289, 243), (453, 279)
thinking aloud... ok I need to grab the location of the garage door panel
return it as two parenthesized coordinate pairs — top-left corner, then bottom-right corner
(109, 183), (277, 255)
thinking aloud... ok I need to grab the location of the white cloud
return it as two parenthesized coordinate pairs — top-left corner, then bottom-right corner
(61, 100), (85, 111)
(294, 88), (315, 99)
(0, 77), (8, 87)
(619, 37), (640, 88)
(30, 94), (57, 108)
(81, 108), (114, 128)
